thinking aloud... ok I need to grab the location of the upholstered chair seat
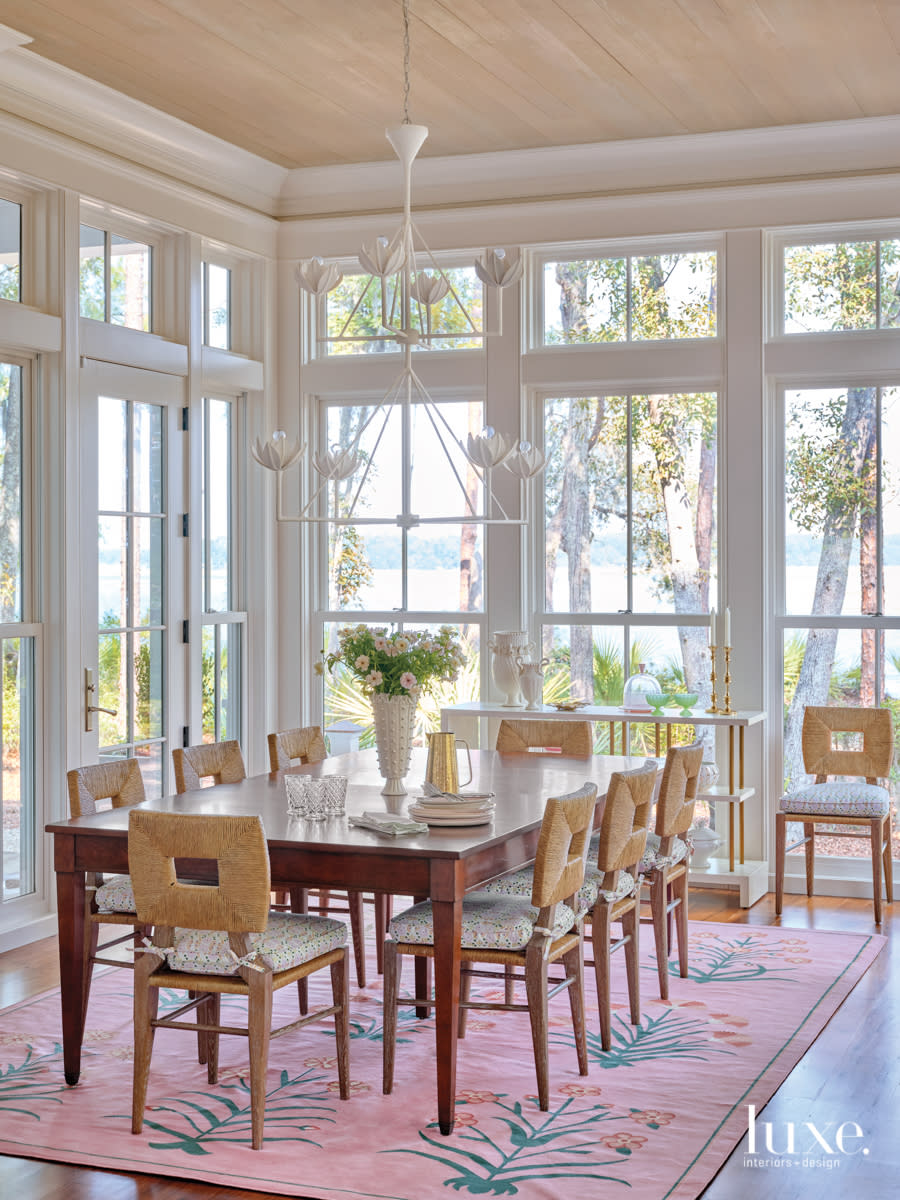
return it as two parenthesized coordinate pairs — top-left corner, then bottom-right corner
(779, 781), (890, 819)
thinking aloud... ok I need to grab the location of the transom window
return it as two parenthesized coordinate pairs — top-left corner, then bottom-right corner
(321, 264), (483, 355)
(540, 249), (717, 345)
(79, 223), (152, 331)
(782, 237), (900, 333)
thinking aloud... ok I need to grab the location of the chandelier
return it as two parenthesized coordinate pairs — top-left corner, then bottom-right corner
(252, 0), (544, 528)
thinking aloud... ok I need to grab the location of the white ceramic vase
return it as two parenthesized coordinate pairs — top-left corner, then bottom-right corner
(689, 824), (722, 870)
(519, 658), (548, 710)
(371, 692), (417, 796)
(490, 631), (531, 707)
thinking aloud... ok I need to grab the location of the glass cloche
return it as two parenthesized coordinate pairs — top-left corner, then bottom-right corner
(622, 663), (662, 712)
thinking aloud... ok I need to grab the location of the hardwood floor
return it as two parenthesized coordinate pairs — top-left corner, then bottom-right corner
(1, 891), (897, 1198)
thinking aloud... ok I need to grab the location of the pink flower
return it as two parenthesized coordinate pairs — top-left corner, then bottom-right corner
(355, 654), (370, 670)
(366, 669), (383, 687)
(373, 636), (387, 651)
(400, 672), (417, 690)
(455, 1089), (500, 1104)
(599, 1131), (648, 1150)
(629, 1109), (675, 1126)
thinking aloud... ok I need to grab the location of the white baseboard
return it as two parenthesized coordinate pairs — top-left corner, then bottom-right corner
(0, 912), (58, 954)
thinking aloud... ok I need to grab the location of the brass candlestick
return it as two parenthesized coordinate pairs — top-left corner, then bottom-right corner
(706, 643), (719, 713)
(722, 645), (734, 715)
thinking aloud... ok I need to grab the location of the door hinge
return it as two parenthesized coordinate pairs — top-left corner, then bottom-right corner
(182, 619), (189, 644)
(182, 725), (190, 748)
(182, 513), (189, 537)
(181, 406), (189, 431)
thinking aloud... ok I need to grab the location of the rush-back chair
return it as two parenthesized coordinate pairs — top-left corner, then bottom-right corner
(383, 782), (597, 1111)
(267, 725), (374, 989)
(173, 739), (246, 793)
(129, 810), (350, 1151)
(496, 719), (593, 757)
(639, 741), (703, 1001)
(66, 759), (147, 1029)
(776, 706), (894, 923)
(585, 761), (656, 1049)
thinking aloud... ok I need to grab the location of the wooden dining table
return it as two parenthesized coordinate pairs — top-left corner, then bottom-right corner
(46, 747), (647, 1134)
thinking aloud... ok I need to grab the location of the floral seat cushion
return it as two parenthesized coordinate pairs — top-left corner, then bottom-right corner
(583, 865), (637, 906)
(95, 874), (137, 913)
(389, 892), (577, 952)
(639, 832), (688, 873)
(481, 867), (599, 916)
(148, 913), (347, 976)
(779, 781), (890, 818)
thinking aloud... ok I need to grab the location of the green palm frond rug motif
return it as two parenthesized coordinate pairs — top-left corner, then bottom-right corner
(0, 921), (883, 1199)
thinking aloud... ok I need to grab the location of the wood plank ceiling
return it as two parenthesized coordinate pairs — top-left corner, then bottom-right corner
(4, 0), (900, 169)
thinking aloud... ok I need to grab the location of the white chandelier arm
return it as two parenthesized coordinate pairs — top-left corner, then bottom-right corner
(409, 219), (481, 336)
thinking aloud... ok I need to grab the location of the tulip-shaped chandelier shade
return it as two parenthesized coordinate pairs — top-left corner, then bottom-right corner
(251, 0), (544, 529)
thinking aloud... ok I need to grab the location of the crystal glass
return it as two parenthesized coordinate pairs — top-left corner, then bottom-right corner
(284, 775), (343, 819)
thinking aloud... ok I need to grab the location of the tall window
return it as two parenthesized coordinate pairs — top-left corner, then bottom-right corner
(776, 231), (900, 864)
(0, 198), (21, 303)
(79, 224), (152, 331)
(201, 397), (243, 743)
(2, 360), (36, 901)
(201, 261), (231, 349)
(540, 392), (717, 749)
(318, 396), (483, 739)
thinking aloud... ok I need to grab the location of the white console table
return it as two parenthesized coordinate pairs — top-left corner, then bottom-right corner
(440, 701), (768, 906)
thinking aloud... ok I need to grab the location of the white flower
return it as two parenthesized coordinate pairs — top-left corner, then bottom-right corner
(355, 654), (370, 670)
(400, 672), (417, 690)
(373, 636), (387, 651)
(395, 636), (410, 652)
(366, 669), (383, 687)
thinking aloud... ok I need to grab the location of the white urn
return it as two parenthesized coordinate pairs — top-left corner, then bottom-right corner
(689, 824), (722, 871)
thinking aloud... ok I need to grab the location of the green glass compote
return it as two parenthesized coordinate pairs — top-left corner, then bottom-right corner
(645, 692), (670, 715)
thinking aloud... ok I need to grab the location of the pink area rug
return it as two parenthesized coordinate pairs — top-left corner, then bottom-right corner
(0, 921), (883, 1199)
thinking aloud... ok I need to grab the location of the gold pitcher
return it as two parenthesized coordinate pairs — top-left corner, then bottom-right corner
(424, 732), (473, 794)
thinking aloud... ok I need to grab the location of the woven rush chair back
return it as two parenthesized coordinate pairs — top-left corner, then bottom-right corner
(496, 719), (593, 757)
(67, 758), (145, 818)
(267, 726), (328, 772)
(129, 810), (271, 933)
(654, 741), (703, 841)
(173, 740), (246, 794)
(802, 706), (894, 783)
(530, 782), (597, 909)
(595, 761), (657, 880)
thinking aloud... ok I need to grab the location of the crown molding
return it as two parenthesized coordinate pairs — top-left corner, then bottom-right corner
(276, 114), (900, 220)
(0, 47), (286, 215)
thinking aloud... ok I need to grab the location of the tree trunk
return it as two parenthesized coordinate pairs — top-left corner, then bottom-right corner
(859, 416), (880, 706)
(784, 387), (876, 787)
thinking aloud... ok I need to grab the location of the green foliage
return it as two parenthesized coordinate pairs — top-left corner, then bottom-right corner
(0, 263), (19, 302)
(565, 1008), (734, 1068)
(784, 240), (878, 332)
(330, 525), (373, 609)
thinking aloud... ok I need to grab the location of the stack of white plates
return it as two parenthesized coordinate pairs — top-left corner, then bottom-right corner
(408, 791), (495, 827)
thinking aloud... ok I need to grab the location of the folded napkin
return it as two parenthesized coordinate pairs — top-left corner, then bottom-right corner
(419, 784), (496, 804)
(348, 810), (429, 837)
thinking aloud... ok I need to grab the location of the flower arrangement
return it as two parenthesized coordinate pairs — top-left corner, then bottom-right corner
(319, 624), (465, 699)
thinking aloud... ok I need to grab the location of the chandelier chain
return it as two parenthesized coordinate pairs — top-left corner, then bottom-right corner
(402, 0), (411, 125)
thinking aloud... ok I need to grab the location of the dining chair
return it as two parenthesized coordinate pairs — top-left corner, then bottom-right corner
(585, 761), (656, 1049)
(129, 809), (350, 1150)
(639, 741), (703, 1001)
(172, 739), (246, 793)
(496, 718), (593, 756)
(66, 759), (147, 1030)
(480, 761), (656, 1047)
(776, 706), (894, 923)
(266, 725), (375, 989)
(383, 782), (596, 1111)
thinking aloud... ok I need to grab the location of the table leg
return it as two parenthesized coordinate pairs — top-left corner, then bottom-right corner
(55, 849), (86, 1085)
(430, 860), (464, 1136)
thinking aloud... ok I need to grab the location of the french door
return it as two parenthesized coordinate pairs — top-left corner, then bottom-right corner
(79, 361), (186, 797)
